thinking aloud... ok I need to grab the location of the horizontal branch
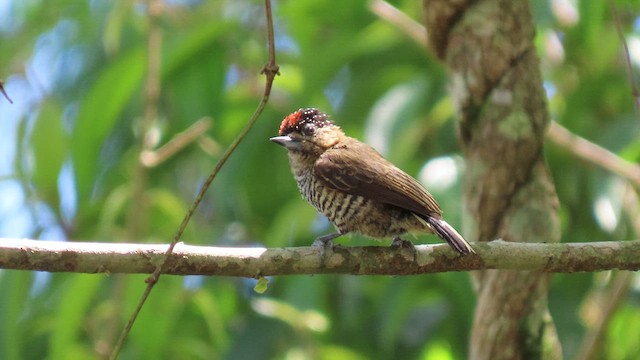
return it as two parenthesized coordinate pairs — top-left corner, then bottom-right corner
(1, 238), (639, 276)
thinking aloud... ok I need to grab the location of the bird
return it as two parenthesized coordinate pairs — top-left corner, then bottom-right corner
(270, 108), (474, 255)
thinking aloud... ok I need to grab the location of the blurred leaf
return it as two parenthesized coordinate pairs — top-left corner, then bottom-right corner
(96, 184), (129, 238)
(319, 345), (368, 360)
(605, 303), (640, 359)
(72, 47), (145, 206)
(0, 271), (32, 360)
(147, 187), (188, 239)
(192, 289), (230, 355)
(263, 200), (317, 247)
(50, 275), (103, 360)
(31, 99), (68, 209)
(127, 276), (184, 359)
(102, 0), (128, 55)
(422, 341), (454, 360)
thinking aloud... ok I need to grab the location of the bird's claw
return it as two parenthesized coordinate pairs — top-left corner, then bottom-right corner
(312, 238), (334, 248)
(390, 237), (414, 249)
(313, 232), (343, 248)
(391, 237), (417, 263)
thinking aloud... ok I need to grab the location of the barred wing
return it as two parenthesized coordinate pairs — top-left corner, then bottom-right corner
(314, 140), (442, 219)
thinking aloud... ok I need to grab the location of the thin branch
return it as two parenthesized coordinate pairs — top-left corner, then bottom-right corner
(0, 80), (13, 103)
(608, 0), (640, 119)
(368, 0), (428, 47)
(372, 1), (640, 189)
(575, 271), (633, 360)
(575, 185), (640, 360)
(111, 0), (164, 357)
(140, 117), (212, 167)
(2, 239), (639, 275)
(264, 0), (278, 73)
(126, 0), (164, 239)
(111, 0), (280, 358)
(547, 121), (640, 188)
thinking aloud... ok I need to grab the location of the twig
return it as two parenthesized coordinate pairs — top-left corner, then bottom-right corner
(197, 135), (221, 156)
(110, 0), (279, 358)
(575, 185), (640, 360)
(372, 0), (640, 188)
(0, 80), (12, 103)
(368, 0), (428, 47)
(372, 1), (640, 230)
(608, 0), (640, 119)
(546, 121), (640, 188)
(1, 239), (640, 274)
(126, 0), (163, 236)
(140, 117), (212, 167)
(111, 0), (164, 358)
(575, 271), (633, 360)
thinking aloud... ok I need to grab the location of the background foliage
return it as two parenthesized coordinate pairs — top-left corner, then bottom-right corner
(0, 0), (639, 359)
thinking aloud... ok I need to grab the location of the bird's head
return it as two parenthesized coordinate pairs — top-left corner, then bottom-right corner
(271, 108), (344, 156)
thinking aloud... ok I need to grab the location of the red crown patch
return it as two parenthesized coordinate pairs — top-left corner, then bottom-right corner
(279, 108), (334, 135)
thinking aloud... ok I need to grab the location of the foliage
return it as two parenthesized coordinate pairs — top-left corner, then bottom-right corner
(0, 0), (639, 359)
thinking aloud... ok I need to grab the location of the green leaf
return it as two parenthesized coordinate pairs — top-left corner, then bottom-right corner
(72, 47), (145, 206)
(50, 275), (103, 360)
(31, 99), (67, 209)
(0, 271), (32, 360)
(253, 276), (269, 294)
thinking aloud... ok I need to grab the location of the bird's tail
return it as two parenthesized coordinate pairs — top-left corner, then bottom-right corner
(425, 217), (475, 255)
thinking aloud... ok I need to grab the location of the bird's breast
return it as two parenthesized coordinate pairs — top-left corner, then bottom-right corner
(295, 169), (364, 226)
(291, 167), (424, 238)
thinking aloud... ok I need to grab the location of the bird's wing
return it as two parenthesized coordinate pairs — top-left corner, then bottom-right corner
(314, 140), (442, 218)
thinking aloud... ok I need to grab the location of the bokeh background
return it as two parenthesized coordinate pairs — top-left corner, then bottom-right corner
(0, 0), (639, 359)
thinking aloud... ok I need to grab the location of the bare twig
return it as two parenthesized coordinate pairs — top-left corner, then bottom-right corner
(608, 0), (640, 119)
(140, 117), (212, 167)
(1, 239), (640, 274)
(126, 0), (164, 239)
(575, 186), (640, 360)
(369, 0), (428, 47)
(111, 0), (164, 357)
(575, 271), (633, 360)
(0, 80), (12, 103)
(547, 121), (640, 188)
(110, 0), (280, 358)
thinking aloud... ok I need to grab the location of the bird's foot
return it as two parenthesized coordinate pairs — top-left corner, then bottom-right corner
(312, 238), (334, 248)
(391, 237), (417, 263)
(313, 232), (344, 266)
(390, 237), (414, 249)
(313, 232), (342, 248)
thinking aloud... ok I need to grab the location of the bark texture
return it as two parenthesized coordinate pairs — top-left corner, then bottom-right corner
(424, 1), (563, 359)
(1, 239), (639, 275)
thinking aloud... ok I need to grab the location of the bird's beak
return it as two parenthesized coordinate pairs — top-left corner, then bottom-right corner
(270, 135), (301, 150)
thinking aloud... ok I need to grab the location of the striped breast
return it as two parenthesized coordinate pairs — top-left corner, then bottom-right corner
(294, 169), (366, 231)
(293, 168), (416, 237)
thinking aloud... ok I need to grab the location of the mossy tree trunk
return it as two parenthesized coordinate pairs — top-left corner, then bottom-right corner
(424, 1), (563, 358)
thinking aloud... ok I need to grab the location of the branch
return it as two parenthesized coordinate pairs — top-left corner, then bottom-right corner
(368, 0), (428, 47)
(140, 116), (213, 167)
(0, 80), (12, 103)
(547, 121), (640, 188)
(110, 1), (280, 356)
(575, 271), (633, 360)
(607, 0), (640, 119)
(111, 1), (165, 356)
(372, 1), (640, 189)
(2, 239), (639, 275)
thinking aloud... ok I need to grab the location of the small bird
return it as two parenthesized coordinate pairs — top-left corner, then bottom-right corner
(270, 108), (474, 255)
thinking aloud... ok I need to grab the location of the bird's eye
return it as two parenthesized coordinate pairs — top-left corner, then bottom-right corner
(301, 123), (316, 135)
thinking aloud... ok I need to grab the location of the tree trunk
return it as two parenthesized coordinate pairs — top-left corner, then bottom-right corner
(424, 1), (563, 359)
